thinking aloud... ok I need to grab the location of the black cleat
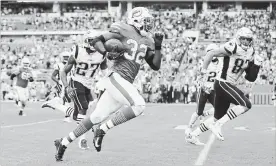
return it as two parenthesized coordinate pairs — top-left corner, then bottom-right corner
(54, 138), (67, 161)
(19, 110), (23, 116)
(93, 127), (106, 152)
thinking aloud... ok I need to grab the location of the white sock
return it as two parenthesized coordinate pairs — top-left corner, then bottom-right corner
(53, 103), (74, 118)
(217, 105), (247, 125)
(203, 107), (214, 117)
(61, 132), (76, 146)
(191, 117), (215, 136)
(188, 112), (199, 128)
(100, 120), (115, 133)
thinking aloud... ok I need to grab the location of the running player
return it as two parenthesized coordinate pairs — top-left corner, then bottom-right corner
(57, 31), (107, 150)
(42, 53), (73, 122)
(187, 27), (263, 142)
(185, 44), (221, 142)
(10, 57), (34, 116)
(54, 7), (164, 161)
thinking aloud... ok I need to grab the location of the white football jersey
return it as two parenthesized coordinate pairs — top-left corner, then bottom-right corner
(205, 58), (222, 89)
(216, 39), (254, 84)
(71, 45), (106, 89)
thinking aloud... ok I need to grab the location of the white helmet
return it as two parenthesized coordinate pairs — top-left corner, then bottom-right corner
(127, 7), (154, 36)
(21, 57), (30, 68)
(236, 27), (254, 50)
(83, 30), (96, 51)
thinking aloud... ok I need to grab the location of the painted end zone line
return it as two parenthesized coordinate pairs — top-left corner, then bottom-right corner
(1, 119), (63, 129)
(195, 134), (216, 166)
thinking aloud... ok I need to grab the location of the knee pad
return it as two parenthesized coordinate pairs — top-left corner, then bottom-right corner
(131, 105), (145, 116)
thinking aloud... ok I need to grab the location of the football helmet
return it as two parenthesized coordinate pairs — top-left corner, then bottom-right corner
(236, 27), (253, 50)
(127, 7), (154, 36)
(21, 57), (30, 68)
(83, 30), (96, 51)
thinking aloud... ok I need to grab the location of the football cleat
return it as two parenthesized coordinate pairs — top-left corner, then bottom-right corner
(185, 134), (205, 146)
(79, 139), (89, 150)
(210, 122), (224, 141)
(63, 117), (71, 123)
(93, 127), (106, 152)
(18, 110), (26, 116)
(54, 138), (67, 161)
(41, 102), (55, 110)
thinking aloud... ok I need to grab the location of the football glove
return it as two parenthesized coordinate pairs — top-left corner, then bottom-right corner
(154, 32), (164, 49)
(254, 53), (264, 66)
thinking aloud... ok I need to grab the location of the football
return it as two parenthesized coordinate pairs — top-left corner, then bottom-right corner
(104, 39), (125, 52)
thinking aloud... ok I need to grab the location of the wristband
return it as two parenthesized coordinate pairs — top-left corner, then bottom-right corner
(155, 45), (162, 50)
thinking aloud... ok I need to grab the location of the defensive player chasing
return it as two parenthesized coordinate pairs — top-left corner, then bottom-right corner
(10, 57), (34, 116)
(187, 27), (263, 142)
(185, 44), (220, 144)
(42, 53), (73, 122)
(60, 31), (108, 150)
(54, 7), (164, 161)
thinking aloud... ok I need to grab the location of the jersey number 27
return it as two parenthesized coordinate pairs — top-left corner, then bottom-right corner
(76, 62), (99, 78)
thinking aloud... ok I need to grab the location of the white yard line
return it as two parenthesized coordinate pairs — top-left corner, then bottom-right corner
(194, 134), (216, 166)
(1, 119), (63, 129)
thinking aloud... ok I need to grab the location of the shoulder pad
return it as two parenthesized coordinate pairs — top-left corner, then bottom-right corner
(223, 40), (237, 55)
(110, 22), (125, 34)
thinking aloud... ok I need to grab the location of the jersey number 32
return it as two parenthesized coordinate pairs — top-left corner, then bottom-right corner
(124, 39), (147, 64)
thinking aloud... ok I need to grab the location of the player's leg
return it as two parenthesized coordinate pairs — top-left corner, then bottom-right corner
(54, 90), (122, 161)
(186, 88), (208, 135)
(93, 73), (146, 151)
(203, 90), (216, 117)
(186, 80), (230, 144)
(16, 87), (28, 116)
(214, 81), (252, 129)
(69, 81), (91, 149)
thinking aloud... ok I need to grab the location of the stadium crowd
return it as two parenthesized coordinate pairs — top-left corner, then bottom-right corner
(1, 3), (275, 103)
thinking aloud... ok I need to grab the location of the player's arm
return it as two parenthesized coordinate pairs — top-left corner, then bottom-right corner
(145, 32), (164, 71)
(202, 41), (237, 71)
(10, 67), (20, 80)
(51, 64), (60, 84)
(99, 58), (108, 76)
(244, 52), (262, 82)
(28, 71), (34, 82)
(90, 31), (122, 56)
(61, 54), (76, 88)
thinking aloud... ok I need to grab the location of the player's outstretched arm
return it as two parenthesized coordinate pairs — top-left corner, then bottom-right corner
(203, 44), (233, 70)
(51, 67), (60, 84)
(244, 53), (263, 82)
(61, 55), (75, 88)
(145, 32), (164, 71)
